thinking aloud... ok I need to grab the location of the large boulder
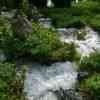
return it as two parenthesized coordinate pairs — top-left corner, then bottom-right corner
(12, 14), (33, 39)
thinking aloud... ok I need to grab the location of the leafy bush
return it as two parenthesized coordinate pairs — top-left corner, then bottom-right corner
(24, 24), (60, 61)
(80, 74), (100, 100)
(88, 15), (100, 32)
(0, 16), (25, 59)
(79, 52), (100, 72)
(24, 23), (79, 62)
(49, 43), (80, 62)
(0, 62), (25, 100)
(0, 18), (78, 62)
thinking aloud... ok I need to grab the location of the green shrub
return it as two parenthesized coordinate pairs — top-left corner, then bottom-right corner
(80, 74), (100, 100)
(0, 20), (78, 62)
(0, 16), (13, 34)
(0, 17), (25, 59)
(0, 62), (25, 100)
(49, 43), (80, 62)
(88, 15), (100, 32)
(24, 23), (78, 62)
(79, 52), (100, 72)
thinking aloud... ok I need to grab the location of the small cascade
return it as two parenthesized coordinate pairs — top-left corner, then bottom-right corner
(24, 62), (78, 100)
(57, 27), (100, 57)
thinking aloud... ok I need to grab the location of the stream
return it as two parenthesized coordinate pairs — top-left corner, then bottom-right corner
(24, 18), (100, 100)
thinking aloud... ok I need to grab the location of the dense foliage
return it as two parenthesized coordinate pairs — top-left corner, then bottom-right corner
(80, 74), (100, 100)
(41, 0), (100, 31)
(0, 62), (25, 100)
(25, 23), (79, 62)
(79, 52), (100, 72)
(0, 16), (78, 62)
(79, 52), (100, 99)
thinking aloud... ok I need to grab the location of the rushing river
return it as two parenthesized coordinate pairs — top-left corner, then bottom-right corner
(24, 18), (100, 100)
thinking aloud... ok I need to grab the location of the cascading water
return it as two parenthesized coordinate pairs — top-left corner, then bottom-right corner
(24, 18), (100, 100)
(24, 62), (77, 100)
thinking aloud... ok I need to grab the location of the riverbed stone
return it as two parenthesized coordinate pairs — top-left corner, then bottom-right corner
(12, 14), (33, 38)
